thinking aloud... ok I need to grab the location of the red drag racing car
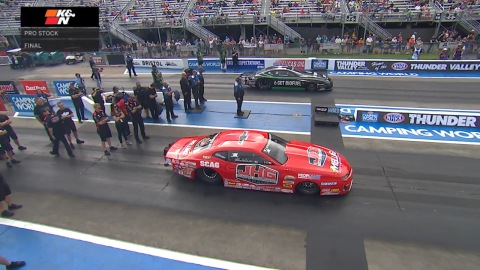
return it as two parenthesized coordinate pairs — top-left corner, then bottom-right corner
(164, 130), (353, 196)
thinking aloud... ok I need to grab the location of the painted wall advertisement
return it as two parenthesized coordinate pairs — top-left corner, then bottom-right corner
(0, 81), (19, 94)
(334, 60), (480, 72)
(311, 59), (328, 71)
(133, 58), (184, 69)
(19, 80), (50, 95)
(266, 59), (306, 71)
(53, 80), (77, 96)
(8, 94), (36, 113)
(355, 110), (480, 128)
(188, 58), (265, 72)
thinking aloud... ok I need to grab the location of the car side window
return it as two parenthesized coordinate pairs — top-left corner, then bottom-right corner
(286, 71), (299, 77)
(213, 151), (228, 160)
(228, 151), (273, 165)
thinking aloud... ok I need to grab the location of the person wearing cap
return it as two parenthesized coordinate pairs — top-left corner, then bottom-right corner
(180, 72), (192, 113)
(33, 97), (54, 142)
(125, 54), (137, 78)
(43, 109), (75, 158)
(92, 87), (105, 112)
(56, 102), (85, 149)
(68, 82), (88, 123)
(162, 82), (178, 123)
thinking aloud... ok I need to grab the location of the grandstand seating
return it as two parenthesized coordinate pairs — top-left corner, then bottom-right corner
(0, 0), (34, 31)
(186, 0), (259, 25)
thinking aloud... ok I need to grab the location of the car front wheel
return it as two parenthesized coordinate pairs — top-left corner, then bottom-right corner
(296, 182), (320, 195)
(196, 168), (223, 184)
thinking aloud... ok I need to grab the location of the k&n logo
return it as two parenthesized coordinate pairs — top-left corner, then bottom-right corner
(45, 9), (76, 25)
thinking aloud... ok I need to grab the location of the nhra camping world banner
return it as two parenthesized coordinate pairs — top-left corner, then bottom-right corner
(188, 59), (265, 72)
(0, 81), (19, 94)
(334, 60), (480, 72)
(19, 80), (50, 95)
(8, 94), (36, 113)
(53, 80), (77, 96)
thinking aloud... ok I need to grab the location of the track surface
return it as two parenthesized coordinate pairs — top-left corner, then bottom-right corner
(2, 64), (480, 270)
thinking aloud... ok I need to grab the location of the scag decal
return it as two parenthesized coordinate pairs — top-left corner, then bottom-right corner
(307, 147), (327, 167)
(329, 150), (341, 173)
(200, 161), (220, 168)
(298, 174), (321, 180)
(236, 164), (279, 185)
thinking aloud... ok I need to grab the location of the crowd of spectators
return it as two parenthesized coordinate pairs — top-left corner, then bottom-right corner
(270, 0), (342, 15)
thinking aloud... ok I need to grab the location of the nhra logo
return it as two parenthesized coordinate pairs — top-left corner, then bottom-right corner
(362, 111), (379, 122)
(384, 113), (405, 124)
(45, 9), (75, 25)
(391, 62), (408, 71)
(307, 147), (327, 167)
(236, 164), (279, 185)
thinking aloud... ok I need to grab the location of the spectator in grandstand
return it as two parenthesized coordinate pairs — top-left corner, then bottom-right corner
(427, 35), (437, 54)
(93, 103), (117, 155)
(0, 255), (25, 269)
(0, 114), (27, 152)
(452, 44), (464, 60)
(56, 102), (85, 150)
(439, 48), (449, 60)
(125, 54), (137, 78)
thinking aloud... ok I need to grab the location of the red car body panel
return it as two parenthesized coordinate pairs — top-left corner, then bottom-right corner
(165, 130), (353, 195)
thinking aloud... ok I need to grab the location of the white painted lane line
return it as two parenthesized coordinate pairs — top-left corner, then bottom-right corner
(0, 219), (277, 270)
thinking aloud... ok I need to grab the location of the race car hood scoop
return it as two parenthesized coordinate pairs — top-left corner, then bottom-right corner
(285, 141), (342, 174)
(165, 138), (197, 159)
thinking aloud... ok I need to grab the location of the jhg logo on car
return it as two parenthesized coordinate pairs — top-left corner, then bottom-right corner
(45, 9), (75, 25)
(236, 164), (279, 185)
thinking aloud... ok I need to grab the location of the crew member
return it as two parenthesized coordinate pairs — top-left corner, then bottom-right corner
(75, 73), (87, 95)
(188, 69), (201, 109)
(56, 102), (85, 149)
(147, 84), (160, 121)
(68, 82), (87, 123)
(92, 87), (105, 112)
(33, 98), (54, 142)
(93, 67), (103, 88)
(126, 96), (150, 144)
(196, 50), (204, 68)
(234, 77), (245, 116)
(0, 255), (25, 269)
(134, 82), (151, 118)
(162, 82), (178, 123)
(198, 67), (207, 103)
(0, 174), (23, 218)
(232, 47), (239, 71)
(152, 65), (163, 88)
(36, 89), (51, 105)
(93, 103), (117, 156)
(0, 114), (27, 151)
(125, 54), (137, 78)
(43, 109), (75, 158)
(113, 88), (132, 137)
(89, 57), (96, 79)
(180, 72), (192, 113)
(220, 49), (227, 72)
(0, 127), (21, 169)
(111, 103), (132, 148)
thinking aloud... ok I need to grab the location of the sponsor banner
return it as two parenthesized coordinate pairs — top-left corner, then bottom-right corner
(132, 58), (184, 69)
(264, 44), (284, 51)
(319, 43), (340, 50)
(356, 109), (480, 128)
(9, 94), (36, 113)
(19, 80), (50, 94)
(334, 59), (480, 72)
(340, 122), (480, 145)
(266, 58), (306, 71)
(0, 81), (20, 94)
(53, 80), (77, 96)
(187, 58), (265, 72)
(311, 59), (328, 71)
(92, 56), (105, 65)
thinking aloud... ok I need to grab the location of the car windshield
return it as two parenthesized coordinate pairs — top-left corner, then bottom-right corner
(193, 133), (218, 152)
(262, 134), (289, 164)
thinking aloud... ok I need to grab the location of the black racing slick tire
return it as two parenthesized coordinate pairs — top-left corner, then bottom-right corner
(306, 83), (317, 92)
(296, 182), (320, 195)
(196, 168), (223, 184)
(256, 79), (272, 90)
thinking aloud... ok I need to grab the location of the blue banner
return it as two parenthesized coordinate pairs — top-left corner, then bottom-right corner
(311, 59), (328, 71)
(9, 94), (37, 113)
(53, 80), (77, 96)
(187, 59), (265, 72)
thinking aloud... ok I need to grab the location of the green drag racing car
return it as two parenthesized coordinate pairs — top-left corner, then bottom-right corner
(240, 66), (333, 91)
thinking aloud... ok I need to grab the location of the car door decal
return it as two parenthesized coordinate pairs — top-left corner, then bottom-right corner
(235, 164), (279, 185)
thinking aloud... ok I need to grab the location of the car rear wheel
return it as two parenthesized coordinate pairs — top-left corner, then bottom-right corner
(306, 83), (317, 92)
(296, 182), (320, 195)
(196, 168), (223, 184)
(256, 79), (272, 90)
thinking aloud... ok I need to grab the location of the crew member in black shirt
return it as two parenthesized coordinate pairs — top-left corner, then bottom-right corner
(147, 84), (160, 121)
(133, 82), (151, 118)
(198, 67), (207, 103)
(111, 103), (132, 148)
(33, 98), (54, 142)
(162, 82), (178, 123)
(180, 72), (192, 113)
(125, 54), (137, 78)
(0, 127), (21, 169)
(56, 102), (85, 149)
(0, 114), (26, 151)
(89, 57), (96, 79)
(126, 96), (150, 144)
(92, 87), (105, 112)
(93, 103), (117, 156)
(68, 82), (87, 123)
(43, 109), (74, 158)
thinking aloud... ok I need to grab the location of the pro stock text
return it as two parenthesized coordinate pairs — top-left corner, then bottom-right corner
(23, 30), (59, 37)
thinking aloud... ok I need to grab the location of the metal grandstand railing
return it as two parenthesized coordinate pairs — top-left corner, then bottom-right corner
(113, 0), (136, 22)
(359, 13), (392, 40)
(110, 22), (145, 44)
(184, 18), (219, 40)
(458, 12), (480, 34)
(268, 16), (302, 41)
